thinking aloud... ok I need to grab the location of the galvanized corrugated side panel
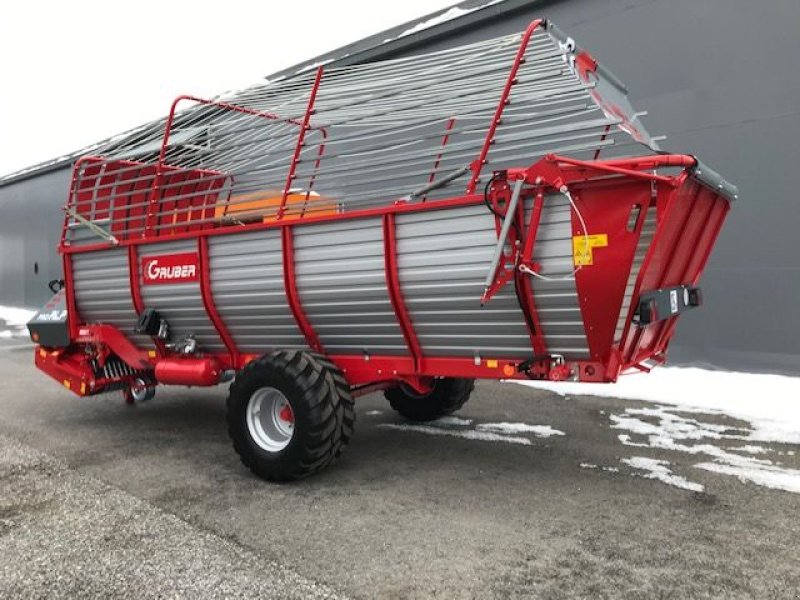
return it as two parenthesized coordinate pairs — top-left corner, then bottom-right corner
(208, 230), (306, 353)
(294, 217), (407, 356)
(139, 240), (225, 353)
(527, 193), (590, 358)
(614, 204), (658, 342)
(71, 248), (150, 347)
(396, 204), (531, 358)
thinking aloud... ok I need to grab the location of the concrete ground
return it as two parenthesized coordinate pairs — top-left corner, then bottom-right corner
(0, 338), (798, 599)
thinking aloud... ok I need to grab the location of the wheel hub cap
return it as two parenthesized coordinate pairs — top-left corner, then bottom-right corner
(246, 386), (294, 452)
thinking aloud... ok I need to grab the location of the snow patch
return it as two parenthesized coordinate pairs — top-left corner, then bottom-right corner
(580, 462), (619, 473)
(432, 416), (473, 427)
(476, 422), (565, 438)
(513, 367), (800, 445)
(617, 433), (649, 448)
(735, 445), (770, 455)
(695, 461), (800, 494)
(377, 414), (563, 446)
(0, 305), (35, 338)
(612, 404), (800, 494)
(296, 58), (334, 74)
(396, 7), (472, 38)
(621, 456), (704, 493)
(0, 305), (36, 328)
(378, 423), (531, 446)
(610, 406), (748, 443)
(392, 0), (506, 40)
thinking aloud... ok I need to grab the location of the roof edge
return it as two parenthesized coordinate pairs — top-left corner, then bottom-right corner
(270, 0), (541, 79)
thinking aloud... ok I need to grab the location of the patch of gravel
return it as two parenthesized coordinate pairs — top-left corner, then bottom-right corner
(0, 434), (345, 599)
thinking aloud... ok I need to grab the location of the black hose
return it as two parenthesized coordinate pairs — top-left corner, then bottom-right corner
(483, 173), (504, 219)
(483, 172), (521, 239)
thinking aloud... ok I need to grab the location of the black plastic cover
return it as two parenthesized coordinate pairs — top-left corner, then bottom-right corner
(27, 290), (70, 347)
(636, 285), (703, 326)
(135, 308), (161, 336)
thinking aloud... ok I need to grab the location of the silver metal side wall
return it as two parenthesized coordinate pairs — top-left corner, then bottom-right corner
(395, 204), (531, 358)
(138, 240), (225, 353)
(71, 249), (150, 347)
(208, 230), (306, 354)
(614, 205), (657, 343)
(526, 193), (589, 358)
(294, 218), (407, 356)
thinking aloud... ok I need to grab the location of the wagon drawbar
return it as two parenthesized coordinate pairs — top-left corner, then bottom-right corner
(27, 19), (736, 480)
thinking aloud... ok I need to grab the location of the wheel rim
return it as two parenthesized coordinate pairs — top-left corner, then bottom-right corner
(129, 377), (151, 403)
(246, 386), (295, 453)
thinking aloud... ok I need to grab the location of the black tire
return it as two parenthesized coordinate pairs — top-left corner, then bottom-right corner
(385, 377), (475, 422)
(226, 350), (355, 482)
(306, 351), (356, 457)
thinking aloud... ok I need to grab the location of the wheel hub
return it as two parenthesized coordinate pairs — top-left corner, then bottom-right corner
(125, 376), (155, 404)
(246, 386), (295, 452)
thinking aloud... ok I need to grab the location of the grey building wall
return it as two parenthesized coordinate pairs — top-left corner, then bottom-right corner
(0, 167), (70, 306)
(0, 0), (798, 374)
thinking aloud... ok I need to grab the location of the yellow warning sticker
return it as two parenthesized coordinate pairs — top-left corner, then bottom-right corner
(573, 233), (608, 266)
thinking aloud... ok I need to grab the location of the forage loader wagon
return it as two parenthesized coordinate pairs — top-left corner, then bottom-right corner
(27, 20), (737, 480)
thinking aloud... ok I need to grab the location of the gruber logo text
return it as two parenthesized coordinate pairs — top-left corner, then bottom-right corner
(142, 252), (200, 285)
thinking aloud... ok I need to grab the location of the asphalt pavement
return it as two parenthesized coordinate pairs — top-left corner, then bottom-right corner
(0, 339), (798, 599)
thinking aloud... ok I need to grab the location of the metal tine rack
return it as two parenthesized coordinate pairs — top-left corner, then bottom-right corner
(64, 22), (658, 245)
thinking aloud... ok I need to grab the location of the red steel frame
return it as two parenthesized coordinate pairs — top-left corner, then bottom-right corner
(198, 236), (240, 366)
(281, 226), (324, 353)
(280, 66), (325, 219)
(466, 18), (543, 194)
(54, 152), (728, 394)
(514, 189), (547, 357)
(382, 213), (423, 374)
(423, 117), (457, 201)
(46, 21), (733, 397)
